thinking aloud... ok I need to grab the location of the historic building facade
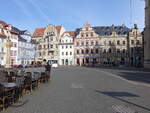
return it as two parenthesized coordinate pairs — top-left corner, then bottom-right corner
(74, 24), (100, 66)
(32, 24), (65, 64)
(18, 30), (36, 66)
(58, 31), (75, 65)
(144, 0), (150, 68)
(74, 24), (143, 67)
(97, 25), (130, 66)
(128, 25), (143, 67)
(0, 24), (6, 66)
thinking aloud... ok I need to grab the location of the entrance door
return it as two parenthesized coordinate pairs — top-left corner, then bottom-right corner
(77, 59), (80, 65)
(65, 59), (68, 65)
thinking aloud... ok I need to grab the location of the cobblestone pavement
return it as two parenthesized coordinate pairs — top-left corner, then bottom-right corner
(3, 67), (150, 113)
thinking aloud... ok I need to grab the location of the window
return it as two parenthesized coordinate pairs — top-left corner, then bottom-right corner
(39, 52), (41, 56)
(136, 40), (140, 45)
(38, 45), (42, 50)
(96, 49), (99, 54)
(117, 49), (120, 53)
(66, 45), (68, 48)
(122, 49), (126, 53)
(13, 43), (17, 47)
(109, 49), (112, 53)
(50, 45), (53, 48)
(50, 37), (53, 41)
(81, 49), (84, 54)
(81, 42), (84, 46)
(70, 52), (72, 55)
(103, 49), (106, 53)
(43, 45), (46, 49)
(91, 41), (94, 45)
(86, 49), (89, 54)
(62, 52), (64, 55)
(62, 46), (64, 49)
(11, 50), (13, 56)
(91, 49), (94, 54)
(47, 45), (49, 48)
(86, 33), (88, 37)
(109, 41), (111, 45)
(66, 52), (68, 55)
(1, 47), (4, 52)
(76, 42), (79, 46)
(66, 40), (68, 43)
(117, 40), (120, 45)
(123, 41), (126, 45)
(131, 40), (134, 44)
(96, 41), (98, 45)
(77, 50), (79, 54)
(70, 45), (72, 48)
(81, 33), (84, 37)
(86, 41), (89, 46)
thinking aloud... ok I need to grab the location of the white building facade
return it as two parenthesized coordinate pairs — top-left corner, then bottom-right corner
(58, 31), (75, 65)
(18, 30), (36, 66)
(0, 25), (6, 66)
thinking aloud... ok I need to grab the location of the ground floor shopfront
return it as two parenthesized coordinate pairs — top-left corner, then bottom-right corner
(59, 57), (74, 66)
(75, 56), (129, 66)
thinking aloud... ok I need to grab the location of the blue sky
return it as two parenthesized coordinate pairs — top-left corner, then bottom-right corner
(0, 0), (145, 33)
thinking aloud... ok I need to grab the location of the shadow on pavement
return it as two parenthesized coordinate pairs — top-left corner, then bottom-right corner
(117, 72), (150, 84)
(86, 66), (150, 84)
(87, 66), (150, 72)
(95, 90), (150, 112)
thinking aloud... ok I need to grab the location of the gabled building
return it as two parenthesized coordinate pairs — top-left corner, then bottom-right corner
(74, 24), (143, 67)
(32, 24), (65, 64)
(58, 31), (75, 65)
(74, 24), (100, 66)
(96, 25), (130, 66)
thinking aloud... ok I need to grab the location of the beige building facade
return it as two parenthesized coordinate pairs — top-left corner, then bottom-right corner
(74, 24), (143, 67)
(33, 24), (65, 64)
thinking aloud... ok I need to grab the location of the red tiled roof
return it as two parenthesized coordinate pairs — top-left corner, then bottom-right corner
(55, 26), (62, 34)
(66, 31), (75, 37)
(0, 21), (9, 27)
(32, 28), (46, 38)
(0, 21), (7, 26)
